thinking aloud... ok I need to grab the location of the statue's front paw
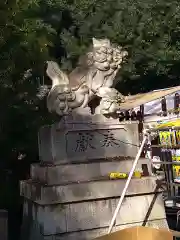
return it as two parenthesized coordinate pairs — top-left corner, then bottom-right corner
(99, 99), (119, 116)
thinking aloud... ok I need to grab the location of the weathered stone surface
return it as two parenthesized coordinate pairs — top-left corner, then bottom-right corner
(22, 200), (67, 235)
(22, 193), (166, 235)
(20, 177), (159, 204)
(21, 212), (168, 240)
(31, 158), (152, 185)
(20, 208), (54, 240)
(111, 193), (165, 224)
(38, 121), (139, 164)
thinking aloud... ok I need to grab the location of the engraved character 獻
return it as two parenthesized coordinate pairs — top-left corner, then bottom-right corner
(75, 132), (95, 152)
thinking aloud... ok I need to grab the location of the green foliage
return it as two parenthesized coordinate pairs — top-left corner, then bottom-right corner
(0, 0), (56, 163)
(58, 0), (180, 92)
(1, 0), (180, 166)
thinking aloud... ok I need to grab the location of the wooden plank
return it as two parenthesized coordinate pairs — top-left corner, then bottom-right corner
(171, 230), (180, 237)
(152, 161), (180, 165)
(151, 145), (180, 149)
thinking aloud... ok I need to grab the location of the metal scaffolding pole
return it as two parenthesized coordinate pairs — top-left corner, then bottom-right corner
(108, 134), (148, 234)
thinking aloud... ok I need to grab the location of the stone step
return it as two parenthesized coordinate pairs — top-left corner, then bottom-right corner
(20, 177), (159, 205)
(21, 218), (168, 240)
(31, 158), (152, 185)
(22, 193), (166, 235)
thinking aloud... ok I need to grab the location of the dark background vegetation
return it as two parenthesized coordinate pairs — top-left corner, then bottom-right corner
(1, 0), (180, 239)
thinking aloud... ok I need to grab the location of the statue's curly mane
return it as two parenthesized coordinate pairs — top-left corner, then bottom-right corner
(68, 46), (95, 88)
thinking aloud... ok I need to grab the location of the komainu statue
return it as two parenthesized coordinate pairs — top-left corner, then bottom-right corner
(40, 38), (127, 116)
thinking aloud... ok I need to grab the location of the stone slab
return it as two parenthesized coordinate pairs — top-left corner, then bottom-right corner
(20, 177), (159, 204)
(38, 120), (139, 164)
(22, 193), (166, 235)
(31, 158), (152, 185)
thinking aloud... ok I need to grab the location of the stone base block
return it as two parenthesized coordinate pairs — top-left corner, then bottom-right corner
(21, 193), (166, 235)
(21, 217), (168, 240)
(20, 177), (159, 204)
(31, 158), (152, 185)
(38, 120), (139, 164)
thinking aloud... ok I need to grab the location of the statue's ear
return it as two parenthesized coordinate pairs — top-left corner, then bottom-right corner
(92, 38), (99, 47)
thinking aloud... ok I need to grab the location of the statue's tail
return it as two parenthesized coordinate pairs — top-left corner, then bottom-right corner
(46, 61), (69, 87)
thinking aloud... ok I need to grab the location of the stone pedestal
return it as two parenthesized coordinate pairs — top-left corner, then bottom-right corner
(38, 114), (139, 164)
(20, 115), (168, 240)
